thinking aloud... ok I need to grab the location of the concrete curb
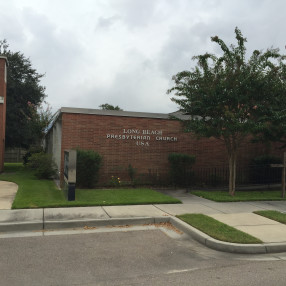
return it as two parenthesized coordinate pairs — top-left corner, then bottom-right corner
(1, 213), (286, 254)
(170, 216), (286, 254)
(0, 216), (171, 233)
(44, 216), (170, 230)
(0, 222), (43, 232)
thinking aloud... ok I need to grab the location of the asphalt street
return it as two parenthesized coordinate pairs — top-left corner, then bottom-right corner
(1, 226), (286, 286)
(1, 183), (286, 284)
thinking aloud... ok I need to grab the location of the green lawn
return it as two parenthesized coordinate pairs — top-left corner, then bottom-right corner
(0, 163), (181, 209)
(177, 213), (262, 244)
(192, 190), (286, 202)
(254, 210), (286, 224)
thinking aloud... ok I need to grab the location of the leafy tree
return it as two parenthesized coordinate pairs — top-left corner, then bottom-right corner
(99, 103), (122, 111)
(168, 27), (286, 196)
(0, 39), (48, 148)
(27, 102), (56, 145)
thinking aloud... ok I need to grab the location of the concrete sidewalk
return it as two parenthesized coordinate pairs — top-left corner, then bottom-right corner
(209, 213), (286, 243)
(0, 181), (18, 209)
(1, 181), (286, 253)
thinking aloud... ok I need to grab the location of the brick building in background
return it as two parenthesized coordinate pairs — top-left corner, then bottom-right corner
(45, 107), (284, 186)
(0, 56), (8, 173)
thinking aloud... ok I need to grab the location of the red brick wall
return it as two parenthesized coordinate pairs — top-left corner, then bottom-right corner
(0, 58), (7, 172)
(59, 112), (285, 184)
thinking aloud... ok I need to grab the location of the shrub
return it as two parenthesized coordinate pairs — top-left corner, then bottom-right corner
(76, 149), (102, 188)
(168, 153), (196, 186)
(23, 146), (44, 165)
(109, 176), (121, 187)
(252, 154), (282, 165)
(251, 154), (282, 184)
(27, 152), (57, 179)
(128, 164), (137, 187)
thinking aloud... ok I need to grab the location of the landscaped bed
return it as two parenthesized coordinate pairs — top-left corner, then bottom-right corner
(0, 163), (181, 209)
(177, 213), (262, 244)
(192, 190), (286, 202)
(254, 210), (286, 224)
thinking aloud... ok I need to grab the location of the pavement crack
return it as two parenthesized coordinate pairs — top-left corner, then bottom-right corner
(200, 203), (226, 214)
(101, 206), (111, 218)
(247, 201), (270, 210)
(153, 204), (172, 216)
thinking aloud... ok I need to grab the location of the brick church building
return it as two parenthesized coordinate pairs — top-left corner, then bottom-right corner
(45, 107), (282, 186)
(0, 54), (284, 185)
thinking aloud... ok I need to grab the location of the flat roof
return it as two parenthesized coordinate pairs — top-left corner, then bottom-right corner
(60, 107), (189, 120)
(0, 56), (9, 66)
(45, 107), (190, 136)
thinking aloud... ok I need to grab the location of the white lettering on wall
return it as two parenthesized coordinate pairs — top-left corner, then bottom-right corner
(106, 134), (151, 141)
(123, 129), (140, 134)
(106, 129), (178, 147)
(156, 136), (178, 142)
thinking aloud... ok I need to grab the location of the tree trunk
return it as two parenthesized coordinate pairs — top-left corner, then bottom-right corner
(228, 151), (237, 196)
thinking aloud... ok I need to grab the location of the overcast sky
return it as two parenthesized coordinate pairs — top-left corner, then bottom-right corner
(1, 0), (285, 114)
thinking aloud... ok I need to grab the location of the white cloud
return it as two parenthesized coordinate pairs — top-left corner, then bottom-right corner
(1, 0), (286, 114)
(96, 15), (121, 30)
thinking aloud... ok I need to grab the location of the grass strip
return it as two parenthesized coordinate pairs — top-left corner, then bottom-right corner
(177, 213), (262, 244)
(254, 210), (286, 224)
(1, 164), (64, 209)
(192, 190), (286, 202)
(1, 163), (181, 209)
(73, 188), (181, 206)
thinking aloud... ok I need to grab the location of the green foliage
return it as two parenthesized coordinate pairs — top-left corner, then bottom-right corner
(168, 28), (286, 140)
(168, 153), (196, 165)
(127, 164), (137, 186)
(27, 152), (57, 179)
(252, 154), (282, 165)
(109, 176), (121, 187)
(23, 146), (44, 165)
(0, 39), (48, 148)
(99, 103), (122, 111)
(168, 153), (196, 186)
(27, 103), (56, 145)
(251, 154), (282, 184)
(168, 27), (286, 195)
(128, 164), (136, 180)
(76, 149), (102, 188)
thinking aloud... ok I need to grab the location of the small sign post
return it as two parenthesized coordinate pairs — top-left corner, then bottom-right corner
(63, 150), (77, 201)
(270, 152), (286, 198)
